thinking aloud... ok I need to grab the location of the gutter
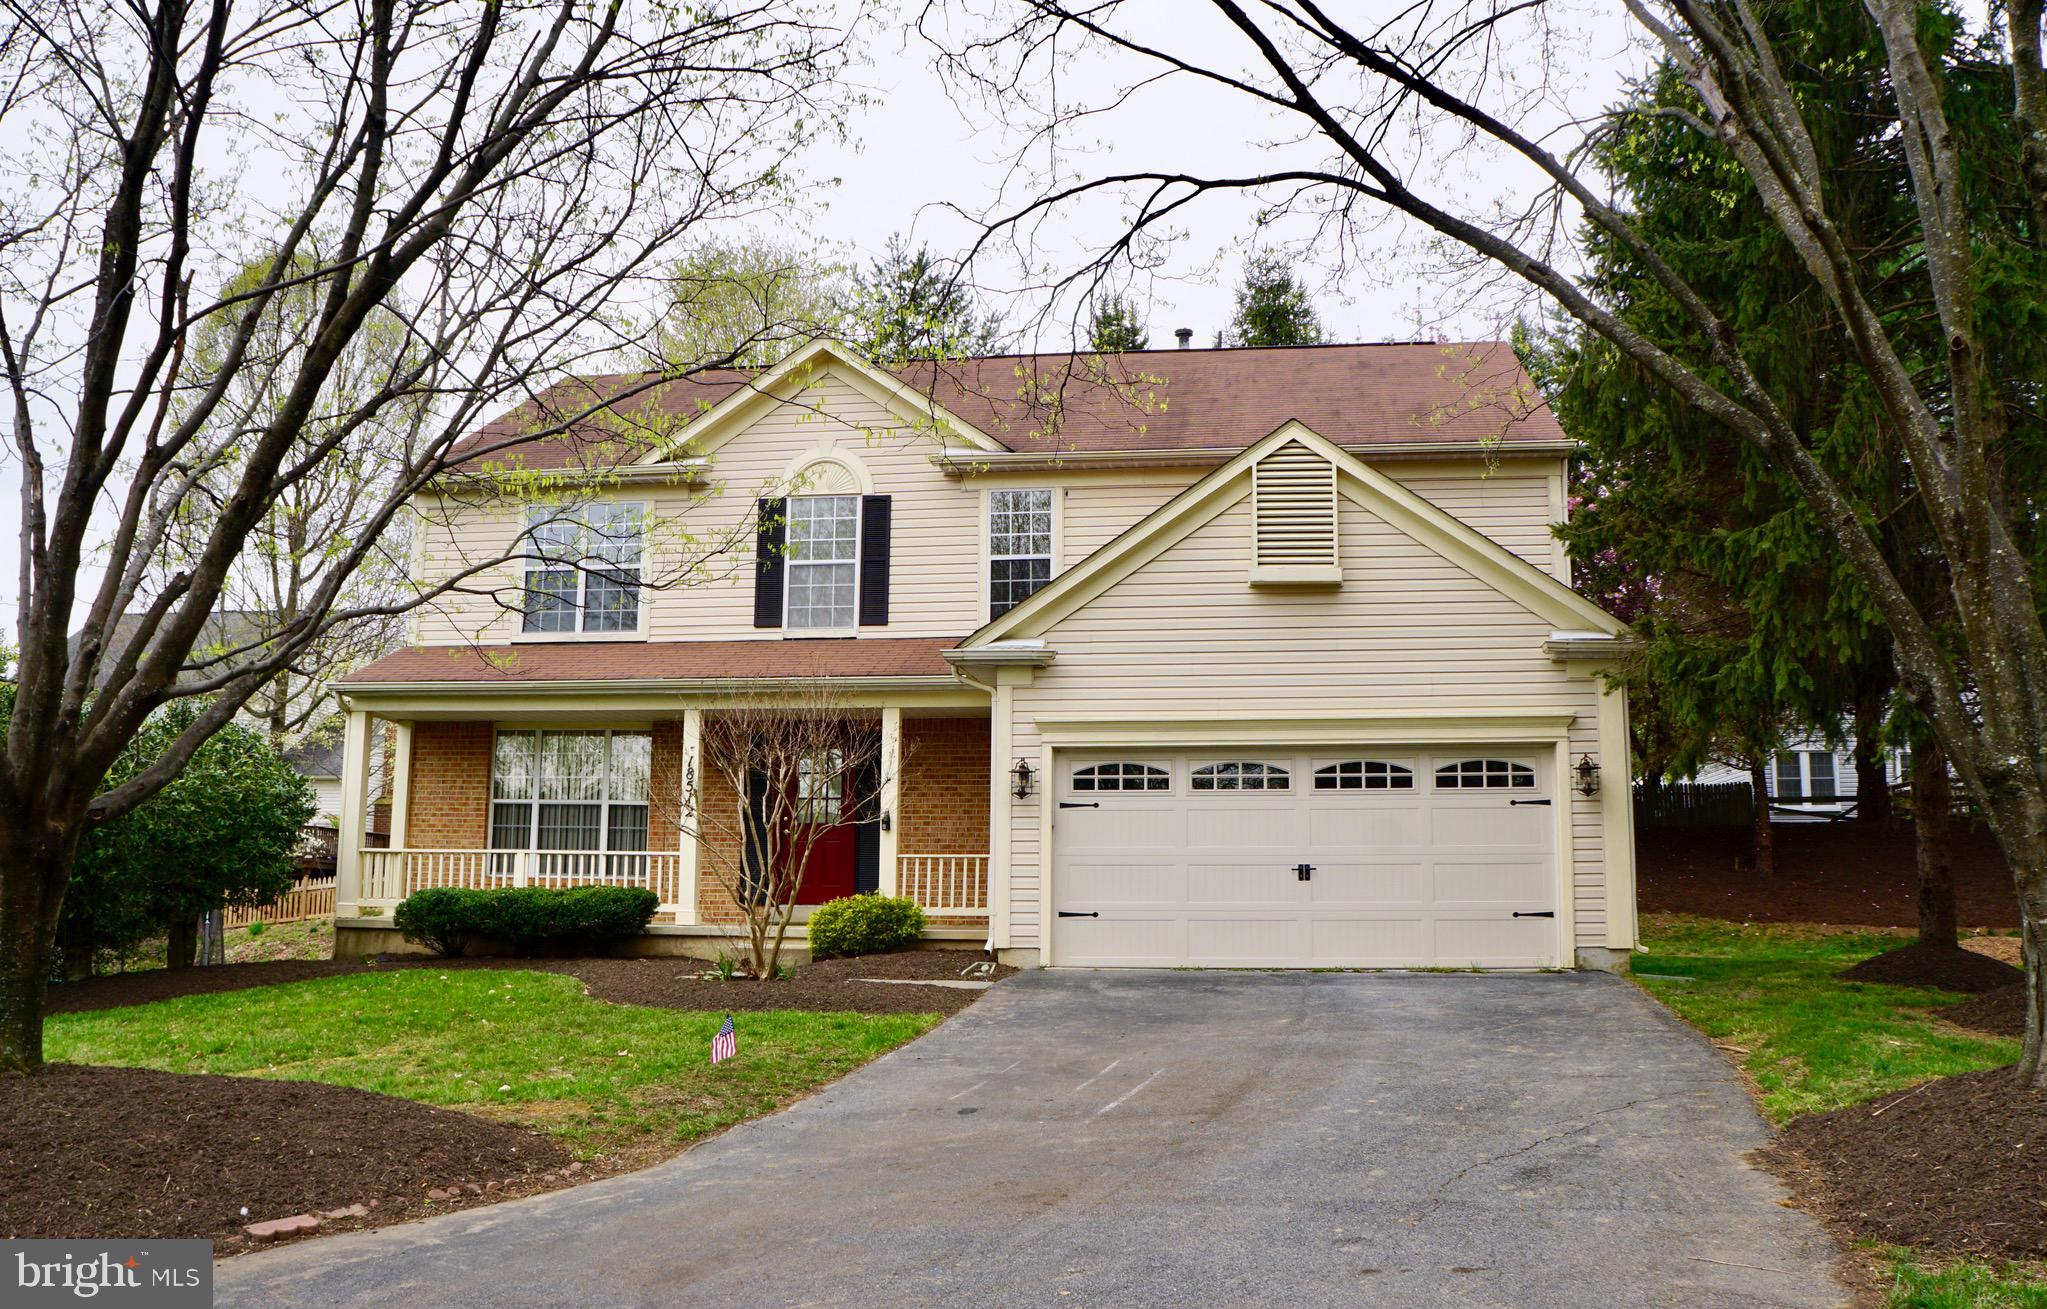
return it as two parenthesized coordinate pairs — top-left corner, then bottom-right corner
(930, 441), (1575, 475)
(337, 673), (974, 699)
(1543, 631), (1631, 662)
(425, 457), (711, 493)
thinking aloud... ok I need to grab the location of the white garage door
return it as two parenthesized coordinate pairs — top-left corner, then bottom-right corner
(1050, 749), (1559, 968)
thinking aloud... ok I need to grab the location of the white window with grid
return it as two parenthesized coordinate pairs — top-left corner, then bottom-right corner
(785, 495), (860, 630)
(989, 488), (1053, 618)
(522, 502), (644, 635)
(489, 729), (651, 853)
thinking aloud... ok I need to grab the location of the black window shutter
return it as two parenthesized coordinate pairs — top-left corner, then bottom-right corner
(753, 498), (786, 629)
(852, 754), (881, 895)
(858, 495), (891, 626)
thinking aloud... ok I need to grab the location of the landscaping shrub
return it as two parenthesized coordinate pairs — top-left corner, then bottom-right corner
(395, 886), (658, 957)
(807, 894), (925, 959)
(394, 888), (490, 957)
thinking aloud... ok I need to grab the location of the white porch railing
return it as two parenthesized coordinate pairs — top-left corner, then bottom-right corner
(896, 854), (990, 917)
(357, 848), (687, 913)
(354, 848), (984, 922)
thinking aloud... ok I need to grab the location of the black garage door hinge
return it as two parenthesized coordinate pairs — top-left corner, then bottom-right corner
(1512, 910), (1556, 919)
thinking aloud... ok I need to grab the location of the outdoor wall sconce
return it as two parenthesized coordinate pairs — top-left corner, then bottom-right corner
(1575, 753), (1602, 797)
(1011, 758), (1037, 800)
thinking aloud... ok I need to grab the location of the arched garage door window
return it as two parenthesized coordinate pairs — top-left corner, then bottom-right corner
(1434, 759), (1536, 790)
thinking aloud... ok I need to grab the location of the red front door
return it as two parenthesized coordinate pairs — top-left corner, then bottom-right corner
(791, 748), (857, 904)
(797, 821), (858, 904)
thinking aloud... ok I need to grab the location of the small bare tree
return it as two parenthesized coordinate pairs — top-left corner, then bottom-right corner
(676, 686), (900, 980)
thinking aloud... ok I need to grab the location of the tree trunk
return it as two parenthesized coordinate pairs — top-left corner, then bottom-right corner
(1853, 687), (1893, 825)
(165, 918), (198, 970)
(1748, 759), (1775, 876)
(1912, 742), (1957, 950)
(0, 830), (68, 1076)
(2024, 910), (2047, 1088)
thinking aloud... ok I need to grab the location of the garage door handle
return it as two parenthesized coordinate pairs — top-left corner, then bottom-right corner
(1059, 801), (1100, 809)
(1510, 798), (1552, 806)
(1057, 910), (1099, 918)
(1513, 910), (1556, 918)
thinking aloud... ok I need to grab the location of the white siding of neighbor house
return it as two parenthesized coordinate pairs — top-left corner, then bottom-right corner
(1002, 490), (1607, 952)
(405, 365), (1570, 644)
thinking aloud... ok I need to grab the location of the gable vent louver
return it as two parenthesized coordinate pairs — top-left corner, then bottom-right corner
(1250, 439), (1342, 586)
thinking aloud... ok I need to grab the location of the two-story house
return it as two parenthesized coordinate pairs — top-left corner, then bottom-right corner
(330, 338), (1635, 970)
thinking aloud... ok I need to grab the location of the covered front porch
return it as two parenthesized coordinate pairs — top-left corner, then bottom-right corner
(329, 685), (995, 957)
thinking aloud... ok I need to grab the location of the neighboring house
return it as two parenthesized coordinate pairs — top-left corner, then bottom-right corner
(330, 339), (1636, 970)
(286, 738), (346, 822)
(1691, 733), (1911, 821)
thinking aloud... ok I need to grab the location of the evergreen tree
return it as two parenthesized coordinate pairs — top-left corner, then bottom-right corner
(845, 235), (1002, 362)
(1536, 1), (2045, 936)
(1086, 294), (1149, 352)
(1221, 251), (1323, 346)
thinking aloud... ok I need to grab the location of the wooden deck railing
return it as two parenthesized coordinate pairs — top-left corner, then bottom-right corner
(896, 853), (990, 916)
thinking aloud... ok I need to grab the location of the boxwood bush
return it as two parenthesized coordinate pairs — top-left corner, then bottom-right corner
(395, 885), (658, 957)
(807, 894), (925, 960)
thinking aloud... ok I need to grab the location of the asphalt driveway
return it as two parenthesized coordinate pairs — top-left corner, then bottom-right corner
(218, 971), (1845, 1308)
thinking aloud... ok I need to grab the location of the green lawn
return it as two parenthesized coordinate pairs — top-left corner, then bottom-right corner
(1634, 916), (2042, 1306)
(48, 969), (938, 1158)
(1632, 915), (2018, 1124)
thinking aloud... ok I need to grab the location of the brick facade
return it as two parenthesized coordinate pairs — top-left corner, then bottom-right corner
(400, 715), (994, 934)
(899, 717), (992, 855)
(404, 721), (492, 848)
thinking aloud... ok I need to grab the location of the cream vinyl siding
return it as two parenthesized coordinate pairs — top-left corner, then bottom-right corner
(1388, 467), (1562, 579)
(403, 362), (1567, 643)
(1003, 492), (1606, 952)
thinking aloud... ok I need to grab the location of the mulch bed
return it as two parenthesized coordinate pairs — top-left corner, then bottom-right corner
(49, 950), (1016, 1018)
(1759, 1067), (2047, 1260)
(1838, 942), (2024, 994)
(1639, 822), (2018, 928)
(1943, 985), (2028, 1039)
(0, 1064), (568, 1246)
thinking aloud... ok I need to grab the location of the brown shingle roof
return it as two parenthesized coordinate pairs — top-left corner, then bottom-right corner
(343, 636), (963, 685)
(446, 341), (1560, 472)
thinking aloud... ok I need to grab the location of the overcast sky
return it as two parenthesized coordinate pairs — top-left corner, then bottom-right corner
(1, 1), (1649, 629)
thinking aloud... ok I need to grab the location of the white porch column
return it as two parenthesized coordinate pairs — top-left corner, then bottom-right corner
(676, 708), (703, 924)
(334, 707), (373, 917)
(1599, 682), (1639, 950)
(388, 721), (414, 850)
(987, 670), (1028, 952)
(878, 705), (902, 896)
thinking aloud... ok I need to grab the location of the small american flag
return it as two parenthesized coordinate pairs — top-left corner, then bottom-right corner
(710, 1014), (737, 1065)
